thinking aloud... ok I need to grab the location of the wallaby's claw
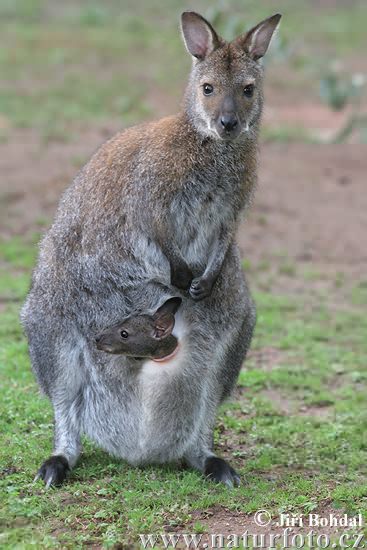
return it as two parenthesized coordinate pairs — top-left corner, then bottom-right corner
(204, 456), (241, 488)
(189, 277), (212, 300)
(35, 455), (70, 488)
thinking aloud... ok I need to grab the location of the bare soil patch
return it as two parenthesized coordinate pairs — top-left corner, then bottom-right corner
(246, 347), (285, 372)
(238, 142), (367, 296)
(0, 125), (118, 238)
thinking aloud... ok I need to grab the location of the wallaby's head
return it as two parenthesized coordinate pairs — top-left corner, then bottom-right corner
(181, 11), (281, 141)
(95, 297), (181, 358)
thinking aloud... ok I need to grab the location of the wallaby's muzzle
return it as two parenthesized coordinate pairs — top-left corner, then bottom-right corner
(215, 113), (242, 140)
(214, 96), (242, 140)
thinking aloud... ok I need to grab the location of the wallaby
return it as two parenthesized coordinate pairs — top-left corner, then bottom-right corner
(95, 297), (181, 361)
(21, 11), (280, 488)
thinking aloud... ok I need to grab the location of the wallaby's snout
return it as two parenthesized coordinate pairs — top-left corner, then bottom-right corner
(181, 11), (281, 141)
(216, 96), (240, 140)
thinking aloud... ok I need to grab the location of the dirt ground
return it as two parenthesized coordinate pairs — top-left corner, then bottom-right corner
(243, 142), (367, 291)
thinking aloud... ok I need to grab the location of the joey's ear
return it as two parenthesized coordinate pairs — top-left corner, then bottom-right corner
(181, 11), (221, 60)
(153, 313), (175, 340)
(152, 297), (182, 340)
(154, 297), (182, 317)
(235, 13), (281, 61)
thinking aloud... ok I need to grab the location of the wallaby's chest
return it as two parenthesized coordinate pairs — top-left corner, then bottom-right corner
(171, 163), (245, 263)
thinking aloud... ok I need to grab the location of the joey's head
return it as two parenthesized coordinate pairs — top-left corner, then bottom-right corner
(181, 12), (281, 141)
(95, 297), (181, 359)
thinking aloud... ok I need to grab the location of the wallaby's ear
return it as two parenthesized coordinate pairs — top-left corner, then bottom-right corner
(181, 11), (221, 60)
(235, 13), (281, 61)
(152, 297), (182, 340)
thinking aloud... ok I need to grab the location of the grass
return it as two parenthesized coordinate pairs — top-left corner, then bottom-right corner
(1, 234), (367, 547)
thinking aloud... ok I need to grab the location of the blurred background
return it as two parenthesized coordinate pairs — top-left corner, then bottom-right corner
(1, 1), (367, 546)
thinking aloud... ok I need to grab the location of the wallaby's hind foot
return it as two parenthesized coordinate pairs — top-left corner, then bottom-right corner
(204, 456), (241, 488)
(34, 455), (70, 488)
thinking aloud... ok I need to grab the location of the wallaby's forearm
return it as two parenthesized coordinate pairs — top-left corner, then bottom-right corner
(189, 227), (232, 300)
(155, 235), (193, 291)
(164, 245), (193, 290)
(161, 227), (231, 299)
(203, 228), (231, 282)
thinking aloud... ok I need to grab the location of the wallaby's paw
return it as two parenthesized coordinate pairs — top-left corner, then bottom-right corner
(34, 455), (70, 488)
(189, 277), (212, 300)
(204, 457), (241, 488)
(171, 266), (193, 290)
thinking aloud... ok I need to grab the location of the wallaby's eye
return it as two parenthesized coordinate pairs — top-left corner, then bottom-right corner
(243, 84), (254, 98)
(120, 330), (129, 339)
(203, 83), (214, 96)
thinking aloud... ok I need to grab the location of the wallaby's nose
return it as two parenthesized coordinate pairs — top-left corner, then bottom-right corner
(220, 114), (238, 132)
(95, 335), (101, 344)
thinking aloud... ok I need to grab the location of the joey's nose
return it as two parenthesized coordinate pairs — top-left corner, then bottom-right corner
(220, 115), (238, 131)
(95, 335), (101, 344)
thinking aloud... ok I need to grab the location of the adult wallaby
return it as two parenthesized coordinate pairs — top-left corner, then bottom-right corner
(21, 11), (281, 488)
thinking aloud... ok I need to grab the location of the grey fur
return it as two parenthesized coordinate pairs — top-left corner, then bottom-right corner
(21, 11), (280, 487)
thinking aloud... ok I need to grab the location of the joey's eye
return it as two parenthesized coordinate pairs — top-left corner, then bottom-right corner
(120, 330), (129, 339)
(243, 84), (254, 98)
(203, 83), (213, 96)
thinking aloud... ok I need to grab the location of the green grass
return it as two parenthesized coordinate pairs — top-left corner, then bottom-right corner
(1, 234), (367, 547)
